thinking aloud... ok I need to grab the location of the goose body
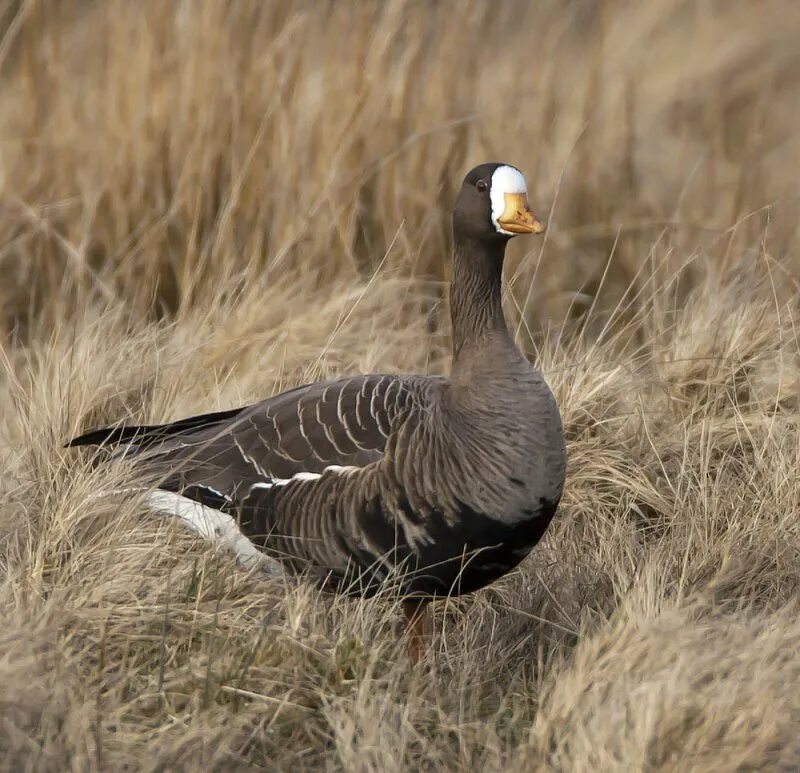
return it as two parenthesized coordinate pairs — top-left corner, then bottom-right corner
(69, 163), (566, 602)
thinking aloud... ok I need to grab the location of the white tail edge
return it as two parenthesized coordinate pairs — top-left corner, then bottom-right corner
(143, 490), (285, 577)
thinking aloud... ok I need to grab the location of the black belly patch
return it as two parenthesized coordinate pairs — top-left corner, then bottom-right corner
(345, 494), (560, 599)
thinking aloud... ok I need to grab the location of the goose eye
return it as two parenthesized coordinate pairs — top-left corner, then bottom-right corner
(476, 180), (488, 193)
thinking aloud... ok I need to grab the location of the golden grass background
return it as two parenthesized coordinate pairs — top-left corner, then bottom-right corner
(2, 0), (800, 769)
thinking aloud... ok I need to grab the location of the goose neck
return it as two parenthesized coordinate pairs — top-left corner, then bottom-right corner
(449, 235), (510, 363)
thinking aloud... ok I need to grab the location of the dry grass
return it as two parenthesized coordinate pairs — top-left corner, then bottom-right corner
(2, 0), (800, 769)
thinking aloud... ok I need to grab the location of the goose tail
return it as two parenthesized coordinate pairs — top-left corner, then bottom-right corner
(65, 406), (246, 450)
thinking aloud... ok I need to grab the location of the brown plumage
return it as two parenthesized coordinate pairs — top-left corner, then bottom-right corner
(68, 162), (567, 658)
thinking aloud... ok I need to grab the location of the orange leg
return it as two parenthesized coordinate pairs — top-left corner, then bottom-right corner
(402, 599), (432, 663)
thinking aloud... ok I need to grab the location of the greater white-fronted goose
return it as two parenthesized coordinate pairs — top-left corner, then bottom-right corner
(68, 163), (567, 658)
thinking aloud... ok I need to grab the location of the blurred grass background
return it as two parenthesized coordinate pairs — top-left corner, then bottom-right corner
(2, 0), (798, 340)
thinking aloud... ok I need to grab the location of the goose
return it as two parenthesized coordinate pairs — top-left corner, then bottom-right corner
(68, 163), (567, 660)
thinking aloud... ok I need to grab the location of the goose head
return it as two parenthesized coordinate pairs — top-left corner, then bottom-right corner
(453, 162), (545, 241)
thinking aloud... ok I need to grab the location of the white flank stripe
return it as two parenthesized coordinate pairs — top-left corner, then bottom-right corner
(200, 484), (231, 502)
(290, 471), (322, 481)
(268, 467), (355, 487)
(248, 481), (274, 492)
(143, 490), (285, 577)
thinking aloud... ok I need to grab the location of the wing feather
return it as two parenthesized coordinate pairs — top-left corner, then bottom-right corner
(68, 374), (433, 501)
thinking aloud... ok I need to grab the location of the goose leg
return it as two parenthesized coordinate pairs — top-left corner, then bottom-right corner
(402, 599), (432, 663)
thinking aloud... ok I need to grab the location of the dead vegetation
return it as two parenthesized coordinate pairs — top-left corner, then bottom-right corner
(1, 0), (799, 769)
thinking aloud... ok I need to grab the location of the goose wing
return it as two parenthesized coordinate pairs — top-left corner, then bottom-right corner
(68, 373), (430, 507)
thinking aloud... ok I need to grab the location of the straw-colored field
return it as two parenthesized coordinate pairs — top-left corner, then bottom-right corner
(2, 1), (799, 769)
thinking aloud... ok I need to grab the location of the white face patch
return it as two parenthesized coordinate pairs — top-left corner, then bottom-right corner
(489, 165), (528, 235)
